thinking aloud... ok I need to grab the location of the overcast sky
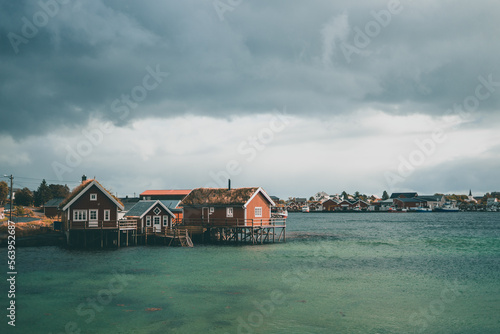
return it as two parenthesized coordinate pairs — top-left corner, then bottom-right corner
(1, 0), (500, 198)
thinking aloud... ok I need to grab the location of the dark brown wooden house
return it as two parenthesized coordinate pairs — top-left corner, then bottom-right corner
(393, 198), (426, 209)
(139, 190), (190, 222)
(44, 197), (65, 218)
(124, 200), (175, 234)
(322, 199), (340, 211)
(60, 179), (125, 231)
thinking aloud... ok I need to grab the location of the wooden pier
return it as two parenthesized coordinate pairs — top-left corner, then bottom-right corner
(66, 220), (193, 248)
(141, 227), (194, 247)
(180, 218), (286, 245)
(66, 219), (139, 248)
(66, 218), (284, 247)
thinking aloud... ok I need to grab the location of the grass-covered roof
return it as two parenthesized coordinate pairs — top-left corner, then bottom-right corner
(180, 187), (260, 206)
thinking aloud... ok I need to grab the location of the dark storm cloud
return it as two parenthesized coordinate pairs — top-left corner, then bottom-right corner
(1, 0), (500, 138)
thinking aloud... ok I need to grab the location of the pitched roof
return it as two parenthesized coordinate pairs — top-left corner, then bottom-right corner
(390, 192), (418, 199)
(159, 200), (182, 213)
(353, 199), (370, 205)
(119, 197), (141, 211)
(124, 200), (174, 218)
(180, 187), (275, 207)
(140, 189), (191, 197)
(44, 197), (65, 207)
(394, 198), (425, 203)
(61, 179), (124, 211)
(322, 198), (340, 204)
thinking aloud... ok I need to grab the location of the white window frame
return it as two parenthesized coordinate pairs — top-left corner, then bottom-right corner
(146, 216), (151, 226)
(154, 216), (160, 225)
(104, 209), (110, 221)
(226, 207), (233, 218)
(73, 210), (87, 221)
(90, 193), (97, 201)
(255, 207), (262, 218)
(89, 209), (98, 221)
(153, 207), (161, 215)
(163, 215), (168, 226)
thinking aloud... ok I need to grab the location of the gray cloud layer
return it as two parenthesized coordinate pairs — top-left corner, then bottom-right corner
(1, 0), (500, 138)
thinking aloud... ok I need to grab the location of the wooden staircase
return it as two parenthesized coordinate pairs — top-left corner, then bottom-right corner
(165, 228), (193, 247)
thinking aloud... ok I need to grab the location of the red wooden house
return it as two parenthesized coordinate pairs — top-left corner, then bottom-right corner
(180, 187), (276, 226)
(60, 179), (124, 231)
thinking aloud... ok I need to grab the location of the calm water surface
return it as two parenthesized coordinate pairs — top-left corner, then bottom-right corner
(2, 212), (499, 333)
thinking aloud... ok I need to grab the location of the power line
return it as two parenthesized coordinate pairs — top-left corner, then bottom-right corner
(15, 176), (80, 184)
(1, 174), (81, 191)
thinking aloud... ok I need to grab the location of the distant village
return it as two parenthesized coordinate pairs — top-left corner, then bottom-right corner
(282, 190), (500, 213)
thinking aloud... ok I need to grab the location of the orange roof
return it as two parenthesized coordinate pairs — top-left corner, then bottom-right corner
(140, 189), (191, 196)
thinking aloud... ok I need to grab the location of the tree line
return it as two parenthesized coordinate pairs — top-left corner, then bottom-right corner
(0, 180), (70, 207)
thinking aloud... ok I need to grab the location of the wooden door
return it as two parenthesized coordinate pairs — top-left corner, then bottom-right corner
(153, 216), (161, 232)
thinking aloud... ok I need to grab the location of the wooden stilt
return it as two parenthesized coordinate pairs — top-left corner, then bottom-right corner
(117, 229), (120, 248)
(251, 223), (255, 245)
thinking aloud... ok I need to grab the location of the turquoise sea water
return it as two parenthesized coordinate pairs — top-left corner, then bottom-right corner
(2, 212), (499, 333)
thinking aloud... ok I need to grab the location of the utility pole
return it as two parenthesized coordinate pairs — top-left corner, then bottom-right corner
(4, 174), (13, 222)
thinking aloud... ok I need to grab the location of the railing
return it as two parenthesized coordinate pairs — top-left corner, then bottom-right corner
(119, 220), (138, 230)
(144, 227), (189, 237)
(69, 220), (137, 230)
(181, 218), (286, 227)
(70, 220), (118, 229)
